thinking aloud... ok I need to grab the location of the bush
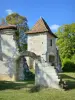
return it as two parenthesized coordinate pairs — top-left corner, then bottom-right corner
(62, 58), (75, 72)
(71, 54), (75, 64)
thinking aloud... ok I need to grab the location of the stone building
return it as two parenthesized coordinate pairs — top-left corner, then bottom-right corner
(26, 17), (60, 69)
(0, 18), (61, 82)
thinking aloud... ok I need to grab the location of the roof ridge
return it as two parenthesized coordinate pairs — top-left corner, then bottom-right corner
(41, 18), (53, 33)
(26, 17), (57, 38)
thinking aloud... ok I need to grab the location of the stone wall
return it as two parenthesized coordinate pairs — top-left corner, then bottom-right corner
(0, 29), (17, 81)
(47, 32), (57, 66)
(28, 32), (47, 57)
(27, 32), (47, 68)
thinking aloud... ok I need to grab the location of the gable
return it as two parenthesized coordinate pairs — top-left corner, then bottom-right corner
(26, 17), (57, 38)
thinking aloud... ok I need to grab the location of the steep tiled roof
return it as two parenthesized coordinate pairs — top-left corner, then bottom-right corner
(26, 17), (57, 38)
(0, 25), (17, 30)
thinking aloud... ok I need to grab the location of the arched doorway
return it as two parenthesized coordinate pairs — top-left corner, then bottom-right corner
(49, 55), (55, 66)
(15, 51), (40, 81)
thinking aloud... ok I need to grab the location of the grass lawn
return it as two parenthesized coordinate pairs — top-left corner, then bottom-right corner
(0, 72), (75, 100)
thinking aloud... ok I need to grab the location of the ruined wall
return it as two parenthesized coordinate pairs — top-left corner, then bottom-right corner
(0, 29), (17, 81)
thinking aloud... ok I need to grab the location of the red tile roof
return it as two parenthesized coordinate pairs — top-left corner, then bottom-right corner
(0, 25), (17, 30)
(26, 18), (57, 38)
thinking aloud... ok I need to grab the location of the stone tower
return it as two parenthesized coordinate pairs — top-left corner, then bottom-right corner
(0, 25), (18, 81)
(26, 18), (59, 68)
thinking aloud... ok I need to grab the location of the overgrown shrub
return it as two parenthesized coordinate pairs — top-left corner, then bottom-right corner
(62, 58), (75, 72)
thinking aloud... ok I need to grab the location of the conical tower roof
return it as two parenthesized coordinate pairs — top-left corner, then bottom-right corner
(26, 17), (57, 38)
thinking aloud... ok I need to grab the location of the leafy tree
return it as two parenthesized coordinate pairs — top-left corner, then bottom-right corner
(6, 13), (29, 51)
(6, 13), (29, 31)
(62, 58), (75, 72)
(71, 54), (75, 64)
(56, 23), (75, 62)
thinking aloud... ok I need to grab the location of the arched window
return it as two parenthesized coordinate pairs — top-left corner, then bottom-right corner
(49, 55), (55, 66)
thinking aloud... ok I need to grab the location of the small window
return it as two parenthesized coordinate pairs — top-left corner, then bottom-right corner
(42, 42), (43, 44)
(50, 39), (52, 46)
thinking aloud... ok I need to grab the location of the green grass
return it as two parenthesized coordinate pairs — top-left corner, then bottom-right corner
(0, 72), (75, 100)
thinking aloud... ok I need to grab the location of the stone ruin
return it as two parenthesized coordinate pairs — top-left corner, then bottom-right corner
(17, 51), (61, 89)
(0, 25), (61, 89)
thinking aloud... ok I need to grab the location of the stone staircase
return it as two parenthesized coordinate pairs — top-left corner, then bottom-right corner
(35, 57), (61, 89)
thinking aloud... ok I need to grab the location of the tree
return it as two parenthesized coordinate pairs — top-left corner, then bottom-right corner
(0, 18), (6, 25)
(6, 13), (29, 31)
(6, 13), (29, 51)
(56, 23), (75, 61)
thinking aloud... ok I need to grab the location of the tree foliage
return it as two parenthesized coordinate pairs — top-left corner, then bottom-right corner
(56, 23), (75, 71)
(56, 23), (75, 61)
(6, 13), (29, 51)
(62, 58), (75, 72)
(6, 13), (29, 31)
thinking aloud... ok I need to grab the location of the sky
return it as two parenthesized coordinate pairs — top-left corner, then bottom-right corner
(0, 0), (75, 32)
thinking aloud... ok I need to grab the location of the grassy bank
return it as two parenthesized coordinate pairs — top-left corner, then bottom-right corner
(0, 72), (75, 100)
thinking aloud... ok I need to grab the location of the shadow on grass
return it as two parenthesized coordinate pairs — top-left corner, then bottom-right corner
(61, 73), (75, 80)
(66, 80), (75, 90)
(29, 85), (41, 93)
(0, 70), (35, 91)
(0, 80), (35, 91)
(60, 73), (75, 90)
